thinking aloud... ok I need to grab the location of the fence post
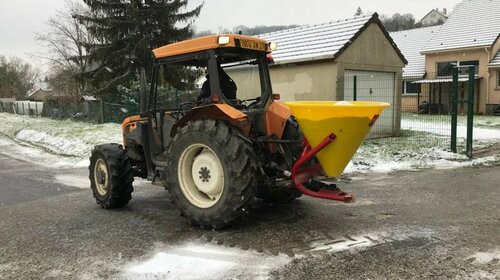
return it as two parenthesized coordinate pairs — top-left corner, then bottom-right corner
(466, 66), (475, 158)
(100, 101), (104, 123)
(353, 75), (357, 101)
(450, 67), (458, 153)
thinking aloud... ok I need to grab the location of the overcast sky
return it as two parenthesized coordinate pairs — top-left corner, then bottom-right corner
(0, 0), (461, 73)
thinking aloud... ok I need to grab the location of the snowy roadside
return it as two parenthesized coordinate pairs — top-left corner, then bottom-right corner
(0, 113), (499, 175)
(344, 117), (500, 174)
(0, 113), (121, 158)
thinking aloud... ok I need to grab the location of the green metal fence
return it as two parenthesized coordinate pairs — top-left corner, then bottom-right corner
(342, 70), (476, 155)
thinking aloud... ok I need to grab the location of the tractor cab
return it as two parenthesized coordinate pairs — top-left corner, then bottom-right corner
(150, 34), (275, 113)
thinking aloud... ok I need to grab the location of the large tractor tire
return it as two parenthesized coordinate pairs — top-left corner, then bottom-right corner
(258, 117), (303, 203)
(166, 120), (258, 229)
(89, 144), (134, 209)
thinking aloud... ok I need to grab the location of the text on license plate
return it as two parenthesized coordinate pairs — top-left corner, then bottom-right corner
(240, 39), (267, 51)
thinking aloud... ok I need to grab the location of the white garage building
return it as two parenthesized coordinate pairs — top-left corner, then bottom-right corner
(231, 13), (407, 136)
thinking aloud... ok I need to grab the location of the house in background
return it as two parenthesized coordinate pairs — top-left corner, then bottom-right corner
(26, 80), (52, 102)
(420, 8), (449, 26)
(229, 13), (407, 136)
(420, 0), (500, 115)
(390, 26), (441, 112)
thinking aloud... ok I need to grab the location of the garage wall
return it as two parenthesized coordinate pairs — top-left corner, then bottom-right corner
(227, 61), (338, 102)
(268, 61), (337, 101)
(335, 23), (405, 136)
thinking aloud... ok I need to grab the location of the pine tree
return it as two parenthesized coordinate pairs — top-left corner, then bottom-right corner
(75, 0), (202, 94)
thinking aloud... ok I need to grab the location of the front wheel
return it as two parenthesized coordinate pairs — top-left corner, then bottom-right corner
(166, 120), (258, 229)
(89, 144), (134, 208)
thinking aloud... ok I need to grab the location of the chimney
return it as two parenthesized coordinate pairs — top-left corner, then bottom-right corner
(443, 8), (447, 15)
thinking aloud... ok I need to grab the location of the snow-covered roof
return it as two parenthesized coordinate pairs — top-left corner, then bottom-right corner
(258, 13), (406, 65)
(26, 81), (51, 97)
(81, 95), (99, 101)
(420, 9), (449, 22)
(390, 26), (441, 78)
(422, 0), (500, 53)
(489, 51), (500, 67)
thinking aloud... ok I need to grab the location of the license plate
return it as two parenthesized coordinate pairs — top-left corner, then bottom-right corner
(240, 39), (267, 51)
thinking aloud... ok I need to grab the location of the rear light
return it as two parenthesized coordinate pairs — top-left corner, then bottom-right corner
(369, 114), (380, 127)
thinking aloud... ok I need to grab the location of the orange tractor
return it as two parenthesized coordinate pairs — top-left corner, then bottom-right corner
(89, 34), (388, 229)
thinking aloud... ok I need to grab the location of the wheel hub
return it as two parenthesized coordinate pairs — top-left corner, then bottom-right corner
(178, 144), (225, 208)
(198, 167), (211, 182)
(94, 158), (109, 196)
(191, 149), (223, 198)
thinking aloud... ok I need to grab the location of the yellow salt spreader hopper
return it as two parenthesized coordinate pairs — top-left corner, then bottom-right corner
(284, 101), (390, 201)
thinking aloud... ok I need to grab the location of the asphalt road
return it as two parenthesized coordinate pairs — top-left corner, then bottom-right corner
(0, 144), (499, 279)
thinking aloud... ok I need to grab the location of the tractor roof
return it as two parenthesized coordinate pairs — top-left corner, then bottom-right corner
(153, 34), (271, 59)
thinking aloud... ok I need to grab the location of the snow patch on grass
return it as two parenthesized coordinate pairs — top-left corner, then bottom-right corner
(402, 119), (500, 139)
(15, 129), (89, 157)
(123, 242), (292, 280)
(345, 131), (500, 174)
(0, 113), (121, 158)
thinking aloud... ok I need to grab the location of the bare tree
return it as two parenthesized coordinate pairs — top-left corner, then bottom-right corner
(0, 56), (40, 99)
(36, 1), (94, 97)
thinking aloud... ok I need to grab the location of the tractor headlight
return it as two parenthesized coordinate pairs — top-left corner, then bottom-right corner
(218, 36), (230, 45)
(269, 42), (278, 51)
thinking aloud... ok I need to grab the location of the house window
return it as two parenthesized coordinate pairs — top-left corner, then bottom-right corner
(497, 70), (500, 88)
(437, 60), (479, 76)
(402, 81), (421, 95)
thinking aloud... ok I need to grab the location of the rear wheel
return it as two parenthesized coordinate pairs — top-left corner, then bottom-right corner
(166, 120), (258, 229)
(89, 144), (134, 208)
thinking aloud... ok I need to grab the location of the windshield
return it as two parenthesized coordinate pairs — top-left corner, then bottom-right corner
(223, 57), (269, 104)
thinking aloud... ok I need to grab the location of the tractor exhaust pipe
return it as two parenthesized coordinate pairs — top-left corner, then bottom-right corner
(139, 67), (148, 115)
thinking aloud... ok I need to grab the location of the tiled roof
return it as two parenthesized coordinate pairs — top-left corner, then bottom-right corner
(489, 51), (500, 67)
(422, 0), (500, 53)
(420, 9), (449, 22)
(258, 13), (406, 65)
(390, 26), (441, 78)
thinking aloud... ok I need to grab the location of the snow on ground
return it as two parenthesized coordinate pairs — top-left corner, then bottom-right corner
(401, 119), (500, 140)
(467, 250), (500, 264)
(345, 141), (499, 174)
(0, 113), (121, 158)
(122, 242), (292, 280)
(0, 112), (499, 174)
